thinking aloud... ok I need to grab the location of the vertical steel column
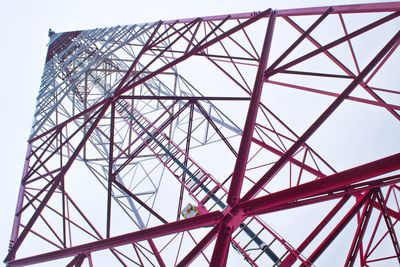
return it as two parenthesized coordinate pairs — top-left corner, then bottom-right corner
(106, 102), (115, 238)
(5, 3), (400, 266)
(8, 144), (32, 260)
(241, 29), (400, 203)
(5, 104), (110, 262)
(227, 10), (275, 206)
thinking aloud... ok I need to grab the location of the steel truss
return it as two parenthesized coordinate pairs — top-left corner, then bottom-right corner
(5, 2), (400, 266)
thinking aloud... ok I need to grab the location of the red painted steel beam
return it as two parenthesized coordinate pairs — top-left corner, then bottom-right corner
(66, 253), (86, 267)
(9, 145), (32, 247)
(115, 22), (162, 91)
(209, 223), (234, 266)
(227, 10), (276, 206)
(62, 193), (132, 264)
(177, 103), (195, 220)
(195, 102), (237, 157)
(280, 196), (351, 267)
(106, 103), (115, 238)
(178, 27), (400, 264)
(112, 100), (181, 164)
(124, 19), (203, 88)
(161, 2), (400, 25)
(266, 79), (400, 111)
(276, 2), (400, 16)
(6, 211), (223, 266)
(241, 28), (400, 203)
(23, 107), (104, 183)
(267, 7), (332, 72)
(306, 192), (374, 265)
(113, 180), (168, 224)
(150, 20), (183, 49)
(26, 128), (60, 161)
(209, 10), (279, 266)
(251, 137), (325, 178)
(5, 104), (110, 263)
(119, 95), (250, 101)
(283, 14), (400, 122)
(9, 3), (400, 267)
(117, 9), (271, 96)
(264, 175), (400, 215)
(153, 19), (201, 50)
(240, 152), (400, 216)
(279, 69), (352, 79)
(365, 41), (399, 84)
(268, 11), (400, 77)
(375, 190), (400, 263)
(373, 202), (400, 222)
(113, 101), (190, 176)
(26, 3), (400, 148)
(46, 31), (81, 63)
(29, 95), (107, 143)
(148, 239), (166, 267)
(345, 193), (376, 267)
(176, 225), (220, 266)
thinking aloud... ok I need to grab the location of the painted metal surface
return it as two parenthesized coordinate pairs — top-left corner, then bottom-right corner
(5, 2), (400, 266)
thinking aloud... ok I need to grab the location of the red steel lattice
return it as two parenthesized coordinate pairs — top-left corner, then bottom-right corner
(5, 2), (400, 266)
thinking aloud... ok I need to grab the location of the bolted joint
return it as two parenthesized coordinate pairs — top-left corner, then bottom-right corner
(223, 225), (232, 235)
(227, 196), (238, 207)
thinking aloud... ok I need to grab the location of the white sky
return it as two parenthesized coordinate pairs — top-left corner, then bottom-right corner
(0, 0), (396, 265)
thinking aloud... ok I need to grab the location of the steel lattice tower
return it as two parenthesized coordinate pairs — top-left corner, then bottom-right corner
(5, 2), (400, 266)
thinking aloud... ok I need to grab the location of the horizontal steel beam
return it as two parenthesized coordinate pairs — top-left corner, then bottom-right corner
(277, 2), (400, 16)
(6, 211), (223, 266)
(119, 95), (251, 101)
(162, 2), (400, 25)
(240, 152), (400, 216)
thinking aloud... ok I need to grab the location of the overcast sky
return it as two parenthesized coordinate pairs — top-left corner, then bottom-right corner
(0, 0), (395, 264)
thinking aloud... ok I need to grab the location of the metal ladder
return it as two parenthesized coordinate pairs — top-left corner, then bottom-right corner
(115, 100), (227, 207)
(115, 99), (287, 266)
